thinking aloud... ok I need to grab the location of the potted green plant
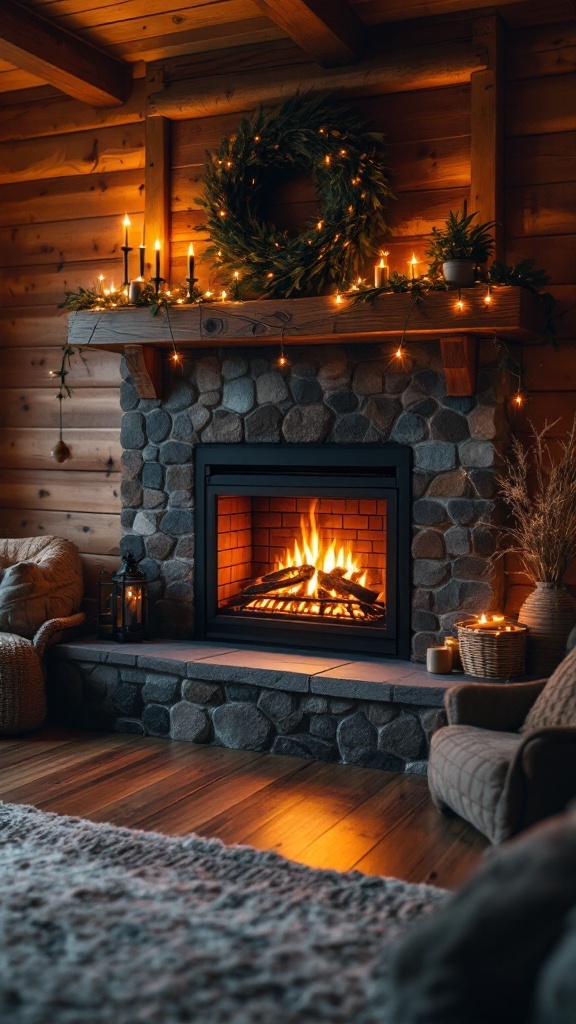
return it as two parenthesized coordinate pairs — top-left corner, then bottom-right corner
(425, 203), (495, 286)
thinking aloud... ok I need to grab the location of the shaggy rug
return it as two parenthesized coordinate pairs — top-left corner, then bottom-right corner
(0, 802), (447, 1024)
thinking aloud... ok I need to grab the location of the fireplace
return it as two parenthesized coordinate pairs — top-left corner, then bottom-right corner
(194, 444), (411, 657)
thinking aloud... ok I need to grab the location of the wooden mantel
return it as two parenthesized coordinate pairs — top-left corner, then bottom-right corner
(68, 286), (542, 399)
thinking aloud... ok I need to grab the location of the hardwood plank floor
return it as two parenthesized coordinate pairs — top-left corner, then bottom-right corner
(0, 726), (488, 889)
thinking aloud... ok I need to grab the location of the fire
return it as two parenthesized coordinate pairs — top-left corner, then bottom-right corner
(278, 500), (367, 596)
(241, 500), (381, 620)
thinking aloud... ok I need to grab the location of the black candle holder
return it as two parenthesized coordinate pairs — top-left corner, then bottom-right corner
(186, 276), (198, 301)
(121, 244), (133, 288)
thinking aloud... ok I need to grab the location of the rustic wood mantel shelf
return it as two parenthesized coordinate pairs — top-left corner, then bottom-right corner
(67, 287), (542, 400)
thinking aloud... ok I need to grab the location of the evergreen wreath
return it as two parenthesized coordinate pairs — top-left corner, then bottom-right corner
(195, 92), (394, 299)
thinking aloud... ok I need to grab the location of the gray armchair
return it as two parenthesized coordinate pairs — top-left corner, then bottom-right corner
(428, 674), (576, 844)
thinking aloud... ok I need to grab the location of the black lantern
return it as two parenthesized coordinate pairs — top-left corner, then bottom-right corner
(97, 554), (148, 642)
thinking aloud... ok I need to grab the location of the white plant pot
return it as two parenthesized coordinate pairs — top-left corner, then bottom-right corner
(442, 259), (475, 287)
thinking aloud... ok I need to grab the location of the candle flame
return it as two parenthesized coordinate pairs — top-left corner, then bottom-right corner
(123, 214), (131, 228)
(409, 253), (418, 266)
(154, 239), (161, 251)
(188, 243), (194, 257)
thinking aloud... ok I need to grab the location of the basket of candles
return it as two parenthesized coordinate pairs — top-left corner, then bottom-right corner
(455, 614), (528, 679)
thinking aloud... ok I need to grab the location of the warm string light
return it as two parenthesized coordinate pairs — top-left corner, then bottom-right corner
(484, 283), (492, 305)
(455, 288), (464, 312)
(276, 339), (290, 368)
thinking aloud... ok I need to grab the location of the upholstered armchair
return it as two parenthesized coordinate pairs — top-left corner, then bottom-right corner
(428, 645), (576, 844)
(0, 537), (85, 734)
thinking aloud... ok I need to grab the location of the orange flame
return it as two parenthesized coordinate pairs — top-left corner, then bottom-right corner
(277, 500), (366, 596)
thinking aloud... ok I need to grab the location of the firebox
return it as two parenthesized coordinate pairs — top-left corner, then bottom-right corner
(194, 444), (411, 657)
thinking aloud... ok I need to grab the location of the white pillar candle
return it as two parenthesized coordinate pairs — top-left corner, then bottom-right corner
(426, 645), (452, 674)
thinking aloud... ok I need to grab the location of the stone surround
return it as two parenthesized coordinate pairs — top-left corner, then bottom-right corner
(118, 338), (508, 659)
(48, 640), (459, 774)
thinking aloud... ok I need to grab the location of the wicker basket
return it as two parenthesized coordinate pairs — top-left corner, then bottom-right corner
(455, 619), (527, 679)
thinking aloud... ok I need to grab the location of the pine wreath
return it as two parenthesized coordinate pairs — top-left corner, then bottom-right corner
(196, 92), (394, 299)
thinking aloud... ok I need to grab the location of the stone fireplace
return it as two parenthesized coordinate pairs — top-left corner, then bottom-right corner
(118, 337), (505, 660)
(194, 442), (411, 657)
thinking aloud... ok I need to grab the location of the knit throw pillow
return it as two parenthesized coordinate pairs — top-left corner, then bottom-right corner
(0, 561), (51, 640)
(521, 645), (576, 734)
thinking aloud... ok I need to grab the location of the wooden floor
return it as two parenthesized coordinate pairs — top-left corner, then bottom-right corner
(0, 727), (488, 889)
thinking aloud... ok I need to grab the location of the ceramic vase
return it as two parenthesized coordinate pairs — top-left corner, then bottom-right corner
(442, 259), (475, 287)
(518, 582), (576, 676)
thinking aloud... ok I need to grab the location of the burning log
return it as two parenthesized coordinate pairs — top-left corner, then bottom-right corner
(243, 564), (315, 597)
(317, 569), (378, 605)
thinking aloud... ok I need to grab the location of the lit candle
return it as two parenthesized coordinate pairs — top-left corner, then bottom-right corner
(154, 239), (161, 281)
(474, 613), (509, 631)
(444, 636), (462, 671)
(123, 214), (130, 248)
(139, 224), (146, 278)
(408, 253), (418, 279)
(98, 274), (104, 295)
(187, 243), (195, 282)
(374, 251), (389, 288)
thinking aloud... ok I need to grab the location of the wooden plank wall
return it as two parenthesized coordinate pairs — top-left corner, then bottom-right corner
(0, 81), (146, 616)
(503, 20), (576, 613)
(0, 14), (573, 621)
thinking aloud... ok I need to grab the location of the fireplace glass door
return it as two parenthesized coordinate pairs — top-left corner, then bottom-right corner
(195, 445), (411, 657)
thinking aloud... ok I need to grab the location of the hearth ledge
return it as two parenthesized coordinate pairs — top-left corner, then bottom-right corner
(47, 639), (476, 774)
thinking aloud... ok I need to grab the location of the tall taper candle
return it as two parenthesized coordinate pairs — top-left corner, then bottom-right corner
(154, 239), (161, 281)
(123, 214), (130, 248)
(188, 243), (195, 282)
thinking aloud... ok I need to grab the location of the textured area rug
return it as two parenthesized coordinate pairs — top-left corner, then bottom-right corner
(0, 802), (447, 1024)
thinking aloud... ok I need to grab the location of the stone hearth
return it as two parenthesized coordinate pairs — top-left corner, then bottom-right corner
(118, 337), (507, 659)
(49, 639), (459, 774)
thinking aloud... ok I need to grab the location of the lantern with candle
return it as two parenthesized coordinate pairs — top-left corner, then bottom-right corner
(455, 615), (527, 679)
(97, 554), (148, 643)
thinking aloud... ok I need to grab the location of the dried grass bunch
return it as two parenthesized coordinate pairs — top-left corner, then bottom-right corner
(498, 417), (576, 584)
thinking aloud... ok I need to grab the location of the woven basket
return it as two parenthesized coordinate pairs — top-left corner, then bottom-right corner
(456, 619), (527, 679)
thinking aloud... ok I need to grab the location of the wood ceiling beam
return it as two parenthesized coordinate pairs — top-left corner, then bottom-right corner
(250, 0), (366, 67)
(0, 0), (131, 107)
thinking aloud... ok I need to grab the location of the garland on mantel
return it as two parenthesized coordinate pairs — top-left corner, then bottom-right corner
(54, 87), (560, 459)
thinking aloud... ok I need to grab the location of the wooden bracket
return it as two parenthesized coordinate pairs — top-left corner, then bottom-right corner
(124, 344), (163, 399)
(440, 335), (477, 396)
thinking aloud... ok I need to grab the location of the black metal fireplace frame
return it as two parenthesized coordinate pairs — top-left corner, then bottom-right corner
(194, 443), (411, 658)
